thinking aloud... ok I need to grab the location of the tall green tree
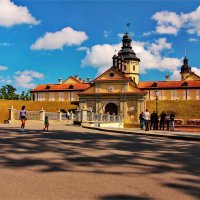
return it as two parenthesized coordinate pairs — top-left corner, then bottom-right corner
(20, 90), (31, 100)
(0, 85), (19, 100)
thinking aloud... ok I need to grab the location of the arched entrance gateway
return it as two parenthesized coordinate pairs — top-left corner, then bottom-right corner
(105, 103), (118, 115)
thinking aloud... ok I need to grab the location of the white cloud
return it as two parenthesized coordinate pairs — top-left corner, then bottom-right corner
(152, 11), (184, 35)
(14, 70), (44, 88)
(152, 6), (200, 36)
(103, 30), (112, 37)
(183, 6), (200, 36)
(0, 75), (12, 84)
(191, 67), (200, 76)
(76, 46), (90, 53)
(81, 38), (182, 76)
(0, 42), (11, 46)
(188, 38), (198, 42)
(0, 0), (40, 27)
(81, 43), (121, 75)
(170, 70), (180, 80)
(147, 38), (172, 55)
(0, 65), (8, 70)
(31, 27), (88, 50)
(143, 31), (156, 36)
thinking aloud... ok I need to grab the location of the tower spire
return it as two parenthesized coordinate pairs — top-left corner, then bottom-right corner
(126, 22), (131, 33)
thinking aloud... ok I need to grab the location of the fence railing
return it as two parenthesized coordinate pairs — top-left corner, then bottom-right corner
(9, 107), (122, 123)
(86, 112), (122, 122)
(14, 110), (40, 120)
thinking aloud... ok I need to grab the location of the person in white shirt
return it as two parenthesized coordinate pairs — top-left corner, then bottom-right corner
(20, 105), (26, 132)
(143, 109), (150, 131)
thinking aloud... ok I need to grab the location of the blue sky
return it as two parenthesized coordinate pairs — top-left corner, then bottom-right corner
(0, 0), (200, 93)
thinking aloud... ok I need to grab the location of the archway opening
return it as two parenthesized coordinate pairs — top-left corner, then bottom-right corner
(105, 103), (118, 115)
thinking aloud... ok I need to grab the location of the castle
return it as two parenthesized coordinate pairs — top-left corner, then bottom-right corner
(31, 32), (200, 122)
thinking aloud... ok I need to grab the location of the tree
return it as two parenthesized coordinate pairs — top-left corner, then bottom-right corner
(0, 85), (19, 100)
(20, 90), (31, 100)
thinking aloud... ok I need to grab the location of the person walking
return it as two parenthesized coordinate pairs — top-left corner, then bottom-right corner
(159, 111), (167, 130)
(150, 111), (155, 130)
(43, 116), (49, 131)
(20, 105), (26, 132)
(154, 112), (159, 130)
(165, 114), (170, 131)
(139, 111), (144, 129)
(143, 109), (150, 131)
(169, 112), (175, 131)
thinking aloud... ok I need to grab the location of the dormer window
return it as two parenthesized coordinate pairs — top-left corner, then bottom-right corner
(109, 72), (114, 77)
(69, 85), (74, 89)
(152, 82), (158, 87)
(45, 85), (51, 89)
(182, 82), (189, 87)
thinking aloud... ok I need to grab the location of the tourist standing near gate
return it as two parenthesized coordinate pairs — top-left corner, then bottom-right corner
(150, 111), (155, 130)
(169, 112), (175, 131)
(20, 105), (26, 132)
(159, 111), (167, 130)
(165, 114), (170, 131)
(144, 109), (150, 131)
(154, 112), (159, 130)
(139, 111), (144, 129)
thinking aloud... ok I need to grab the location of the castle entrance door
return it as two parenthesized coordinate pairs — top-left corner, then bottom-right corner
(105, 103), (118, 115)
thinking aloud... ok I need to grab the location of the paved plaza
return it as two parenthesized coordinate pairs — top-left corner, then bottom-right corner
(0, 123), (199, 200)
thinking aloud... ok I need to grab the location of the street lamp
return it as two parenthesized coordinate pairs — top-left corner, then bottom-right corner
(155, 90), (159, 114)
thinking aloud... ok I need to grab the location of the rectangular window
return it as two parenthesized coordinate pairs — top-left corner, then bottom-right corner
(38, 92), (45, 101)
(133, 65), (135, 71)
(124, 65), (126, 71)
(49, 92), (54, 101)
(59, 92), (64, 101)
(196, 89), (200, 100)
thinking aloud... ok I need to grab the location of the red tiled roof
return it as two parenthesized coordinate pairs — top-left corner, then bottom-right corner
(31, 83), (90, 92)
(138, 80), (200, 89)
(79, 91), (146, 96)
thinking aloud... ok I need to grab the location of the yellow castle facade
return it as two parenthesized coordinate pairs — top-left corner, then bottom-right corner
(31, 32), (200, 123)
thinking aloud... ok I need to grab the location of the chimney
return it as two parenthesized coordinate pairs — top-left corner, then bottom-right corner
(165, 74), (169, 81)
(58, 78), (62, 84)
(87, 77), (91, 83)
(74, 75), (79, 80)
(79, 78), (83, 82)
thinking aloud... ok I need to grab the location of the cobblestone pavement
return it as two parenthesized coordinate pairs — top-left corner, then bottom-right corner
(0, 124), (199, 200)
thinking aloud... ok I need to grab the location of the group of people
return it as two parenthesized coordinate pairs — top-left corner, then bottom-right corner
(139, 109), (175, 131)
(19, 106), (71, 132)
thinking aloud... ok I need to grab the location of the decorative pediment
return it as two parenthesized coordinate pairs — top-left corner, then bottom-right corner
(63, 76), (81, 84)
(94, 67), (127, 82)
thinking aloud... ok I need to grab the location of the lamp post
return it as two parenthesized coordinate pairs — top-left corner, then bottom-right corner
(155, 90), (159, 114)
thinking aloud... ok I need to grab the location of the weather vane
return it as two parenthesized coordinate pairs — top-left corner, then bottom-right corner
(126, 22), (131, 33)
(185, 48), (187, 57)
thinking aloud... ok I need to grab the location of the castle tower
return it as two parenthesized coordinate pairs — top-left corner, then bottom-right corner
(180, 56), (192, 80)
(118, 32), (140, 85)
